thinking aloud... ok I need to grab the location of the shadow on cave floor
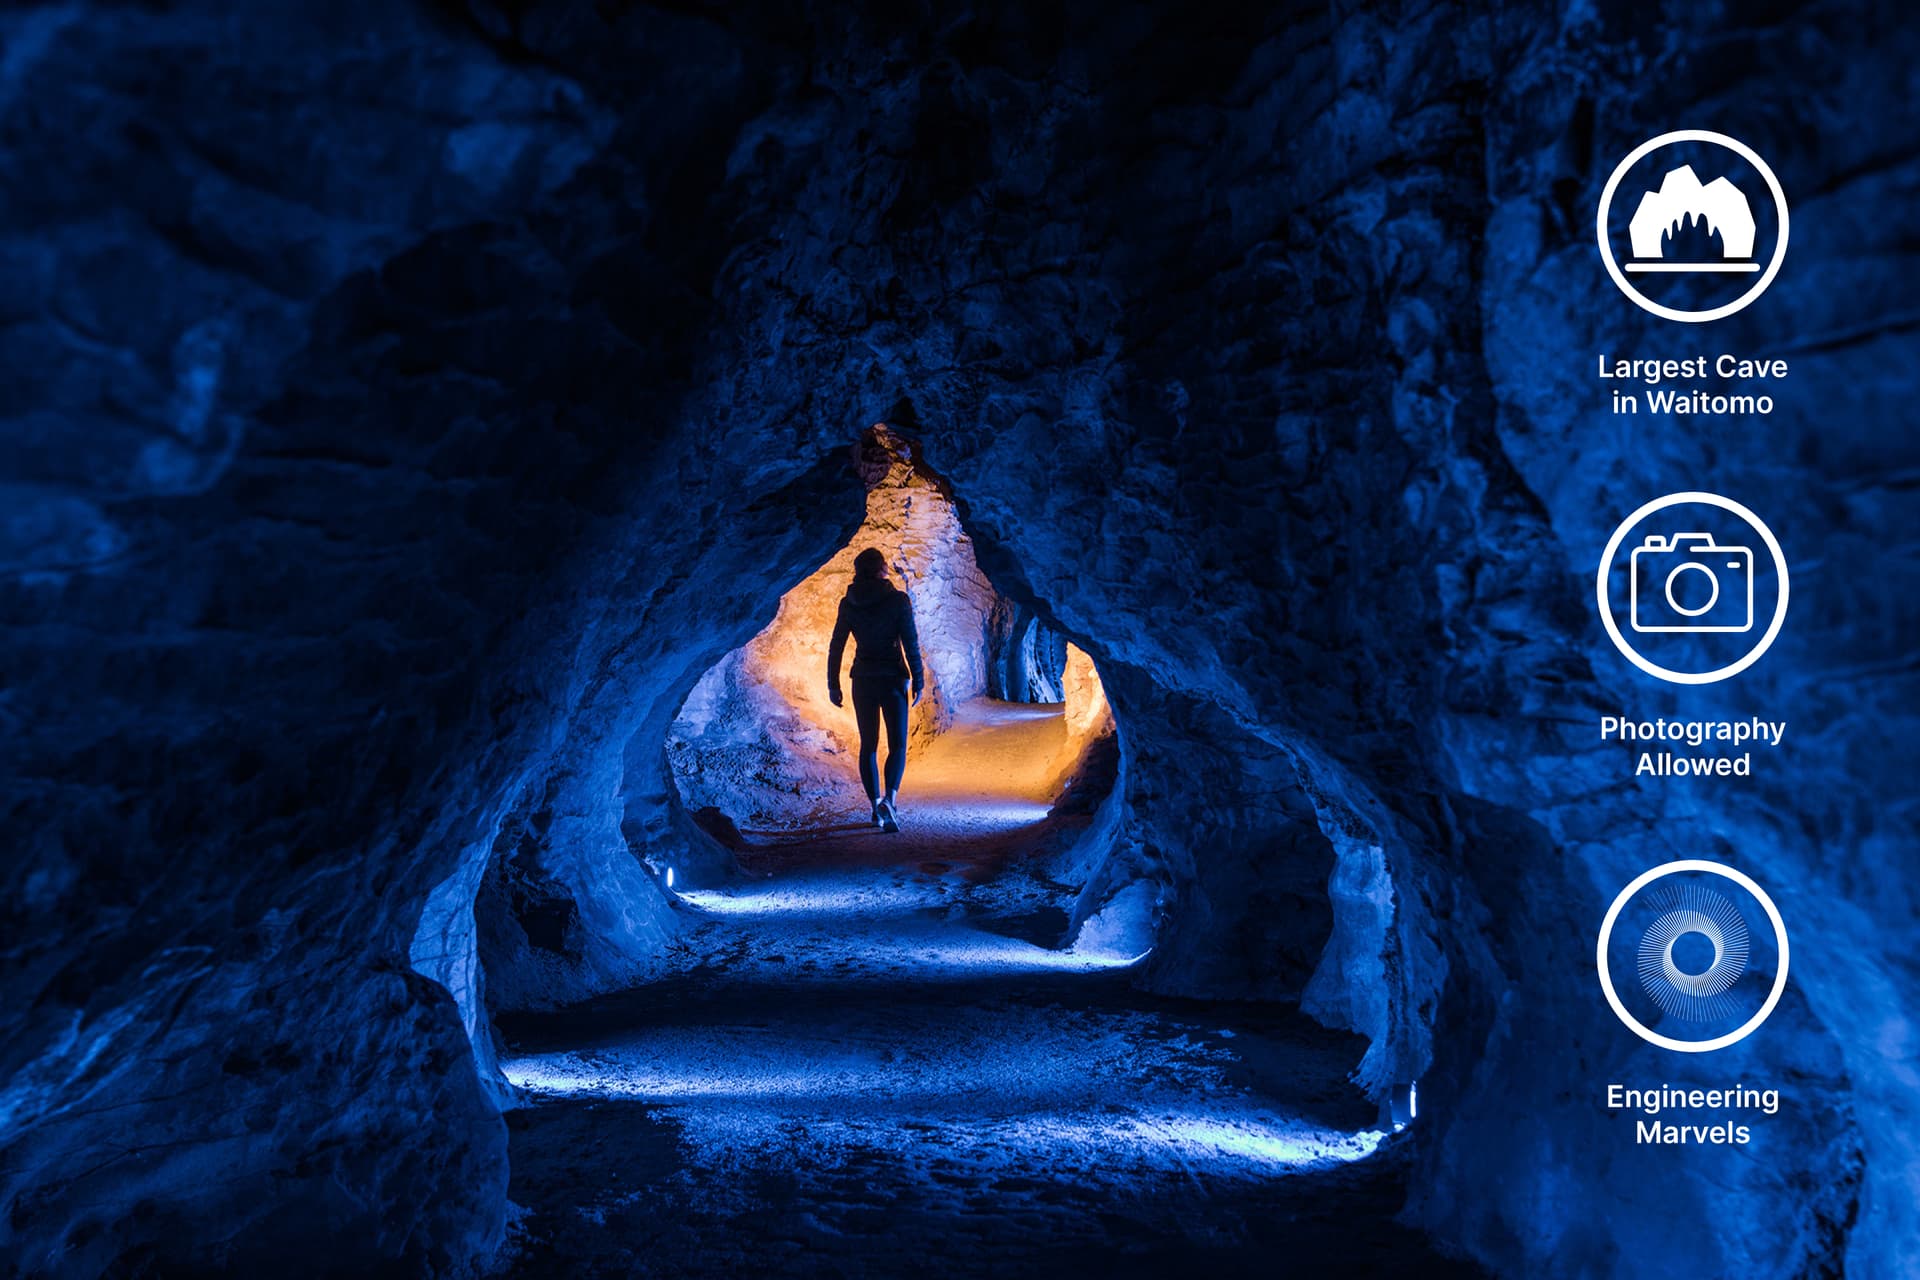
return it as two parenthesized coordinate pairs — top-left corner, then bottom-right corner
(491, 704), (1483, 1276)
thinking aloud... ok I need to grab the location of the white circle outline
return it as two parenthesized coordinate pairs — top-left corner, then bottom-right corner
(1663, 562), (1720, 618)
(1596, 129), (1789, 323)
(1596, 491), (1789, 684)
(1597, 859), (1790, 1053)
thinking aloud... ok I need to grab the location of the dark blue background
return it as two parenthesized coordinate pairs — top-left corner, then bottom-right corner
(1, 2), (1914, 1277)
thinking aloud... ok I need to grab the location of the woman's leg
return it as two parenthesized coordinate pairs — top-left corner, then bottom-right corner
(851, 679), (883, 802)
(880, 679), (910, 800)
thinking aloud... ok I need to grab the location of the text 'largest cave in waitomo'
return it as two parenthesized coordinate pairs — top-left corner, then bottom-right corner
(2, 3), (1917, 1279)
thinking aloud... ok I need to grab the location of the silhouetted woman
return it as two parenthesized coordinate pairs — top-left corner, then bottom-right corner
(827, 548), (925, 833)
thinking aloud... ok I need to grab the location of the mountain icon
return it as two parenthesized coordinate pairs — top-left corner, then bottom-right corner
(1626, 165), (1758, 271)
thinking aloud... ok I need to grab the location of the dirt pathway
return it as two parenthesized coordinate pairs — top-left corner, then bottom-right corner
(730, 698), (1082, 879)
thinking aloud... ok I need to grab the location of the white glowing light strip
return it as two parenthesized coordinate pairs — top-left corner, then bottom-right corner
(507, 1030), (1169, 1103)
(992, 1110), (1386, 1171)
(505, 1057), (851, 1100)
(667, 1109), (1384, 1177)
(496, 1063), (1385, 1174)
(677, 886), (943, 917)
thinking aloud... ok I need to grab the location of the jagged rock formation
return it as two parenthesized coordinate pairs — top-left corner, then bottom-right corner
(1, 2), (1914, 1277)
(1628, 164), (1758, 259)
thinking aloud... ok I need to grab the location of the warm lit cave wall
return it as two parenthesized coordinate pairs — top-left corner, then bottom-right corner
(2, 2), (1915, 1278)
(487, 423), (1114, 1004)
(664, 426), (1003, 832)
(662, 424), (1112, 837)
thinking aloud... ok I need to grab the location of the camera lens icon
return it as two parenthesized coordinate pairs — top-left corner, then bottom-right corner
(1629, 533), (1753, 633)
(1597, 492), (1788, 685)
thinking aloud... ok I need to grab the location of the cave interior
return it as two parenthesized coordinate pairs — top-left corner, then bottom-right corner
(2, 2), (1916, 1279)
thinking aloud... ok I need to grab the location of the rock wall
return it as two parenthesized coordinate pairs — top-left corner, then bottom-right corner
(1, 1), (1913, 1277)
(987, 608), (1070, 702)
(0, 4), (622, 1271)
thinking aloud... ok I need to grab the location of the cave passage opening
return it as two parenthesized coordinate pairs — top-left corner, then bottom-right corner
(484, 427), (1414, 1272)
(657, 424), (1123, 953)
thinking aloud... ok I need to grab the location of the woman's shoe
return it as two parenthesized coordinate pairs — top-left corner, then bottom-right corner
(871, 800), (885, 828)
(878, 799), (900, 833)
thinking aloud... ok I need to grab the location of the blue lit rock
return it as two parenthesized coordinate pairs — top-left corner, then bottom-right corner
(1, 2), (1913, 1277)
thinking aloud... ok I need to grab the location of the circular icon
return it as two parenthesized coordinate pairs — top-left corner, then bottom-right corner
(1636, 882), (1748, 1020)
(1596, 491), (1789, 685)
(1597, 130), (1789, 323)
(1664, 563), (1719, 617)
(1597, 860), (1789, 1053)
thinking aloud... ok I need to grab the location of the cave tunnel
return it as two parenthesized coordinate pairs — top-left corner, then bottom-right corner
(3, 3), (1917, 1279)
(471, 422), (1409, 1270)
(661, 424), (1120, 882)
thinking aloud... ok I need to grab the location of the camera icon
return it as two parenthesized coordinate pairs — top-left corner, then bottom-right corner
(1630, 533), (1754, 633)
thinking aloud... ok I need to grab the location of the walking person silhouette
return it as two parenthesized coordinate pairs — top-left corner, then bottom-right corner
(827, 548), (925, 833)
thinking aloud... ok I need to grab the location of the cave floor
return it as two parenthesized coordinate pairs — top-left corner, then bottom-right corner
(726, 697), (1085, 873)
(493, 703), (1483, 1278)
